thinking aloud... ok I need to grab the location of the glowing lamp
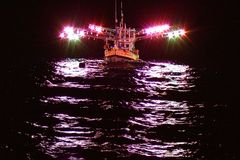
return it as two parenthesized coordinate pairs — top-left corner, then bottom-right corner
(167, 32), (174, 39)
(76, 30), (85, 37)
(59, 32), (65, 39)
(95, 26), (103, 33)
(167, 29), (186, 39)
(173, 31), (180, 37)
(145, 24), (170, 35)
(179, 29), (186, 36)
(89, 24), (95, 30)
(64, 26), (74, 34)
(89, 24), (103, 33)
(79, 30), (85, 37)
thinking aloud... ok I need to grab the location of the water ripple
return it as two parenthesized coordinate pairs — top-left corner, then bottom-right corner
(19, 58), (221, 159)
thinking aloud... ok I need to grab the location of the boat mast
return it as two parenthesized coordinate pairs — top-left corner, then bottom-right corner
(120, 1), (124, 28)
(114, 0), (118, 48)
(113, 0), (136, 51)
(119, 1), (126, 49)
(115, 0), (118, 30)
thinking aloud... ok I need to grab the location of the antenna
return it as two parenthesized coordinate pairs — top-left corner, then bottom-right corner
(115, 0), (118, 29)
(121, 1), (123, 17)
(121, 1), (124, 26)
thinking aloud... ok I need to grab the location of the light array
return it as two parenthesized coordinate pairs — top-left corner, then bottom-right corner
(59, 25), (186, 41)
(88, 24), (103, 34)
(144, 24), (170, 35)
(166, 29), (186, 39)
(59, 26), (85, 41)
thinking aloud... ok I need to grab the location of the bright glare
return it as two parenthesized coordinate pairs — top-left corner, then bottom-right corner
(167, 32), (174, 39)
(95, 26), (102, 33)
(179, 29), (185, 36)
(145, 24), (170, 35)
(88, 24), (103, 33)
(89, 24), (95, 30)
(77, 30), (85, 37)
(60, 26), (86, 41)
(64, 26), (74, 34)
(167, 29), (186, 39)
(67, 33), (79, 41)
(59, 33), (65, 39)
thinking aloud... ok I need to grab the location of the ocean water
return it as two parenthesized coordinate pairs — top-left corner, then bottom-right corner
(0, 58), (238, 160)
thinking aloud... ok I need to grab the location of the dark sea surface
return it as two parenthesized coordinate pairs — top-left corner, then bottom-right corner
(0, 58), (238, 160)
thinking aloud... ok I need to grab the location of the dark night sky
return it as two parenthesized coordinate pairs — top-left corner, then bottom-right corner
(3, 0), (240, 69)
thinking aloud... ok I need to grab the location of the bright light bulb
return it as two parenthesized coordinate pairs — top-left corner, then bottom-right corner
(95, 26), (102, 33)
(89, 24), (95, 30)
(167, 32), (174, 39)
(145, 24), (170, 35)
(59, 32), (65, 39)
(64, 26), (74, 34)
(179, 29), (185, 36)
(79, 30), (85, 37)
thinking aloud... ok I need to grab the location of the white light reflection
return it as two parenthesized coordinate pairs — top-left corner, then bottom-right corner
(36, 113), (101, 158)
(126, 99), (203, 158)
(134, 62), (197, 94)
(35, 60), (202, 159)
(127, 143), (190, 158)
(130, 100), (194, 128)
(54, 59), (103, 78)
(42, 59), (105, 89)
(40, 96), (91, 104)
(55, 59), (87, 77)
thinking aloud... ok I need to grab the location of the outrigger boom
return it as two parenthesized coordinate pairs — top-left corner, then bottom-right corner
(59, 0), (186, 63)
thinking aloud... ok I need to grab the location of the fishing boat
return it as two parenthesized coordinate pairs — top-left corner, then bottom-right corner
(59, 0), (186, 66)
